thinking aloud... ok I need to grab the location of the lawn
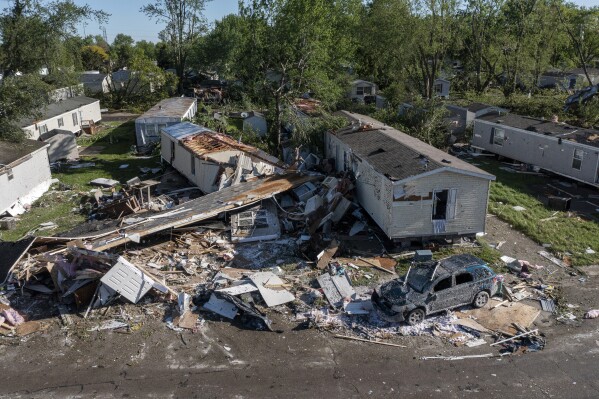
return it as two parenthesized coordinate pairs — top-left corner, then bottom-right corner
(1, 121), (161, 241)
(473, 158), (599, 267)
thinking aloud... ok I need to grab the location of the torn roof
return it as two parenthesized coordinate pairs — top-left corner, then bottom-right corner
(478, 113), (599, 148)
(136, 97), (196, 119)
(332, 111), (494, 182)
(162, 122), (286, 168)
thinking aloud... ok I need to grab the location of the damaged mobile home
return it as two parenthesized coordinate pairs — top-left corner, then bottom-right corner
(0, 139), (52, 217)
(328, 111), (495, 243)
(472, 113), (599, 187)
(160, 122), (286, 194)
(135, 97), (197, 147)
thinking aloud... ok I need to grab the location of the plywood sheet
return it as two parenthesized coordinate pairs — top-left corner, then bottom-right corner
(458, 301), (540, 335)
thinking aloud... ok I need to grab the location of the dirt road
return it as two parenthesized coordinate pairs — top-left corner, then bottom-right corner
(2, 217), (599, 398)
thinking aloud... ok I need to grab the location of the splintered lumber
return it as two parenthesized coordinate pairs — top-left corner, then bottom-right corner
(85, 174), (317, 251)
(490, 329), (539, 346)
(358, 257), (396, 275)
(334, 334), (406, 348)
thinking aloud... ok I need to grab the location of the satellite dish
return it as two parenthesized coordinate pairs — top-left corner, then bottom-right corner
(240, 112), (249, 118)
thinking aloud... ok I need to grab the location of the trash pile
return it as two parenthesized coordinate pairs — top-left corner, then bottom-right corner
(0, 166), (561, 357)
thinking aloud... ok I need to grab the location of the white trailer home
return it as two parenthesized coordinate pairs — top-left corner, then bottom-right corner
(135, 97), (197, 147)
(349, 80), (378, 102)
(161, 122), (286, 194)
(327, 111), (495, 243)
(472, 113), (599, 187)
(20, 96), (101, 139)
(0, 139), (52, 216)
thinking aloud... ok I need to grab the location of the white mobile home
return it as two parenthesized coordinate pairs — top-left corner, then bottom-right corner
(445, 103), (508, 134)
(135, 98), (197, 147)
(0, 140), (52, 216)
(327, 111), (495, 242)
(472, 113), (599, 187)
(433, 78), (450, 99)
(538, 71), (579, 90)
(349, 80), (378, 103)
(160, 122), (286, 194)
(20, 96), (101, 139)
(80, 71), (111, 94)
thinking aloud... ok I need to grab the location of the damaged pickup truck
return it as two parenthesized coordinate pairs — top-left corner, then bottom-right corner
(372, 254), (501, 325)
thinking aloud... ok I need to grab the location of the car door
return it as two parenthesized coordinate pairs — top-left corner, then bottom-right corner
(453, 271), (476, 305)
(428, 276), (455, 313)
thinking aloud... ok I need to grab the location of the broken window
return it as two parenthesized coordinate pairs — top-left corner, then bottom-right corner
(455, 272), (473, 285)
(434, 277), (452, 292)
(572, 149), (583, 170)
(235, 209), (269, 235)
(434, 83), (443, 94)
(146, 124), (157, 138)
(190, 153), (195, 175)
(432, 189), (457, 220)
(58, 117), (64, 127)
(356, 86), (372, 95)
(490, 127), (505, 146)
(432, 190), (448, 220)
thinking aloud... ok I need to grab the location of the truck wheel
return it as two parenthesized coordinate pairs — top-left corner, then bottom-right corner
(407, 308), (425, 326)
(473, 291), (489, 308)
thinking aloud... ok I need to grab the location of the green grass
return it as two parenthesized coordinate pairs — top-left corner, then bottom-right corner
(1, 121), (161, 241)
(472, 159), (599, 267)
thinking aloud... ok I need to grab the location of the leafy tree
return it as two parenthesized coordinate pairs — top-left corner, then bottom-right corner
(556, 3), (599, 85)
(0, 0), (108, 75)
(237, 0), (358, 156)
(457, 0), (504, 93)
(135, 40), (157, 60)
(356, 0), (413, 90)
(141, 0), (212, 93)
(0, 74), (50, 142)
(107, 49), (176, 108)
(111, 33), (135, 70)
(191, 13), (247, 79)
(81, 45), (109, 70)
(409, 0), (462, 99)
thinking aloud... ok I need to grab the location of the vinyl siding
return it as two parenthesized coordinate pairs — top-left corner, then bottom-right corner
(472, 120), (599, 186)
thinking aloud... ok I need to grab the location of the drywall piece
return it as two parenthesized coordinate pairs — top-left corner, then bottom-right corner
(216, 282), (259, 296)
(90, 178), (119, 188)
(203, 293), (238, 319)
(248, 272), (295, 307)
(343, 299), (373, 315)
(331, 196), (351, 223)
(317, 273), (355, 307)
(100, 257), (155, 304)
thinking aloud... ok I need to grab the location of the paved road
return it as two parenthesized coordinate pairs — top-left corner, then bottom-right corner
(1, 311), (598, 399)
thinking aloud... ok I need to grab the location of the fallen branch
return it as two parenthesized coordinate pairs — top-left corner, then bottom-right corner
(334, 334), (406, 348)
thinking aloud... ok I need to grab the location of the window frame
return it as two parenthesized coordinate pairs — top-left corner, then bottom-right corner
(72, 112), (78, 126)
(57, 117), (64, 127)
(190, 152), (195, 175)
(492, 127), (505, 146)
(434, 276), (452, 292)
(572, 149), (583, 170)
(455, 272), (474, 285)
(39, 124), (48, 134)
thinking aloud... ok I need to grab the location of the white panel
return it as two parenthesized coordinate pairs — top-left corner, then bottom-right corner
(100, 257), (155, 304)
